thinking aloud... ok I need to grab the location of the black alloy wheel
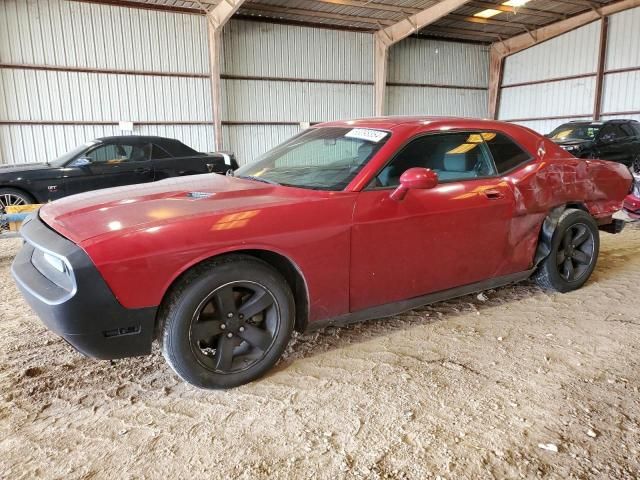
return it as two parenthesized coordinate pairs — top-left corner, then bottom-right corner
(533, 208), (600, 293)
(555, 223), (595, 283)
(189, 281), (279, 374)
(161, 255), (295, 389)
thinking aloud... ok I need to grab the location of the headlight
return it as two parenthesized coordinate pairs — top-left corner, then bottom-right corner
(43, 251), (67, 274)
(561, 145), (579, 152)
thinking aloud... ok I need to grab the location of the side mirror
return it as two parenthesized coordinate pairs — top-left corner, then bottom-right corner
(390, 167), (438, 201)
(69, 157), (92, 167)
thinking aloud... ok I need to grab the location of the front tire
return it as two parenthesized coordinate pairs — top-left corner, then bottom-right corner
(631, 153), (640, 174)
(0, 188), (34, 211)
(533, 209), (599, 293)
(161, 255), (295, 389)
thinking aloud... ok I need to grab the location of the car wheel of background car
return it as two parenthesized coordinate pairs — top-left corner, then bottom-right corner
(160, 255), (295, 389)
(533, 209), (599, 293)
(0, 188), (35, 230)
(632, 153), (640, 174)
(0, 188), (34, 211)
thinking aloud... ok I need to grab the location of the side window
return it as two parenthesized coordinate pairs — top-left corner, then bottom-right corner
(620, 123), (636, 138)
(86, 143), (149, 164)
(376, 132), (497, 187)
(631, 122), (640, 137)
(151, 144), (172, 160)
(599, 124), (626, 142)
(483, 133), (531, 173)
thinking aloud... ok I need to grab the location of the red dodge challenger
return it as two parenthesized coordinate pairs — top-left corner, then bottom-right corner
(12, 117), (633, 389)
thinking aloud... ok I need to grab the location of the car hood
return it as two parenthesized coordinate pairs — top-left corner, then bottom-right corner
(552, 139), (592, 148)
(39, 174), (319, 245)
(0, 162), (51, 174)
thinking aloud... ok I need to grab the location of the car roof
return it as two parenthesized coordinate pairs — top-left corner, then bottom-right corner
(94, 135), (179, 145)
(565, 119), (639, 126)
(317, 116), (527, 132)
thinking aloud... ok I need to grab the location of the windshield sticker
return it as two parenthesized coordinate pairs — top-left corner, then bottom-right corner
(345, 128), (388, 143)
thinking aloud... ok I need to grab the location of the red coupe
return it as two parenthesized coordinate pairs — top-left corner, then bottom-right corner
(12, 117), (633, 389)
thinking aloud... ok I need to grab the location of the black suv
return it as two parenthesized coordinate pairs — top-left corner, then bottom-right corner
(547, 119), (640, 172)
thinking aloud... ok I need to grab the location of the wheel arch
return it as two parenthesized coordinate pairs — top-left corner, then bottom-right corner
(0, 185), (38, 203)
(533, 203), (589, 267)
(157, 248), (310, 334)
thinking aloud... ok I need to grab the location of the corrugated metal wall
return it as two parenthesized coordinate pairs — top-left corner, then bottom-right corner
(220, 19), (374, 164)
(498, 8), (640, 133)
(386, 38), (489, 117)
(1, 1), (502, 167)
(498, 21), (601, 134)
(601, 6), (640, 122)
(0, 0), (212, 165)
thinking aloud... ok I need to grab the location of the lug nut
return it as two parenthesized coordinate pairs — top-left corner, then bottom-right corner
(220, 324), (226, 330)
(227, 312), (234, 318)
(227, 332), (233, 338)
(239, 326), (245, 332)
(239, 314), (244, 320)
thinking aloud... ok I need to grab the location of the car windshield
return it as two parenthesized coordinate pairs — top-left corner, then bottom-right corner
(548, 124), (601, 141)
(234, 126), (390, 191)
(49, 141), (97, 167)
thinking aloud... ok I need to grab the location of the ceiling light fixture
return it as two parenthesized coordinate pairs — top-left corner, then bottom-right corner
(503, 0), (529, 6)
(473, 8), (502, 18)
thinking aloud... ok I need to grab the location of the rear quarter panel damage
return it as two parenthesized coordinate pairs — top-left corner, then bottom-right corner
(499, 147), (632, 275)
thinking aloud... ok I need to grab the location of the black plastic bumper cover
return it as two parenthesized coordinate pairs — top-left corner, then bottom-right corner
(11, 214), (157, 359)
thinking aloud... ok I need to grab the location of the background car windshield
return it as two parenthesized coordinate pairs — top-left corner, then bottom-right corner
(549, 124), (600, 141)
(49, 142), (97, 167)
(235, 127), (390, 190)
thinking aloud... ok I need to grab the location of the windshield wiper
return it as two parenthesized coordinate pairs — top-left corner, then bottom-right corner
(237, 175), (280, 186)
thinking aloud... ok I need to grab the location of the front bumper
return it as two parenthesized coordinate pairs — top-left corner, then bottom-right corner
(11, 213), (156, 359)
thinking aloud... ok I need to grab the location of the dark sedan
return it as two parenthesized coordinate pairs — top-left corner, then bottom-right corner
(0, 136), (238, 210)
(547, 119), (640, 172)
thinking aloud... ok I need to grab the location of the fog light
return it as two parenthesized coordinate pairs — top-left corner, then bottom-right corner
(43, 251), (66, 273)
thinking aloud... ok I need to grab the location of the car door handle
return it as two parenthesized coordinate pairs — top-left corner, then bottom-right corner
(134, 167), (151, 174)
(484, 189), (505, 200)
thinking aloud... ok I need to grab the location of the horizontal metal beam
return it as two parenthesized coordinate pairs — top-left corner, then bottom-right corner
(0, 120), (214, 126)
(387, 81), (487, 90)
(221, 74), (373, 85)
(501, 72), (597, 88)
(499, 113), (592, 122)
(0, 62), (208, 78)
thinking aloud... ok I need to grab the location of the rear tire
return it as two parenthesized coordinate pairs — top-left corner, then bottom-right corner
(533, 209), (599, 293)
(161, 255), (295, 389)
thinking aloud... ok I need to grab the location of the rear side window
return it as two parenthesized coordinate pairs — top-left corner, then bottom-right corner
(620, 123), (636, 137)
(632, 122), (640, 136)
(162, 140), (199, 157)
(483, 133), (531, 173)
(599, 124), (626, 142)
(151, 144), (172, 160)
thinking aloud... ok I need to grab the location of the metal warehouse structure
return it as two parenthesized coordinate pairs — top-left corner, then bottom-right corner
(1, 0), (639, 165)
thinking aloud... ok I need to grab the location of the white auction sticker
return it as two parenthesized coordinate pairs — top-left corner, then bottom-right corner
(345, 128), (388, 143)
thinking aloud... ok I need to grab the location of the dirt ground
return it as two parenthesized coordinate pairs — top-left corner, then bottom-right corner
(1, 226), (640, 480)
